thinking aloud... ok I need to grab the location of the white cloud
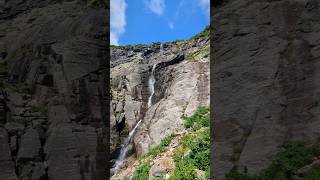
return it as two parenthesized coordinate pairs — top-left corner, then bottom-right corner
(110, 0), (127, 45)
(197, 0), (210, 18)
(110, 32), (119, 45)
(168, 22), (174, 30)
(145, 0), (166, 16)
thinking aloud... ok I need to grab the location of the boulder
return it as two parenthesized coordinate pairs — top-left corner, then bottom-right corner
(149, 157), (174, 179)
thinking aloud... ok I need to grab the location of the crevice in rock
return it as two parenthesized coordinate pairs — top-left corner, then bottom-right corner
(152, 54), (185, 105)
(41, 74), (54, 87)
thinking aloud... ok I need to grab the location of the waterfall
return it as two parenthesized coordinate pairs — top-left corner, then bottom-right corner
(147, 64), (157, 108)
(111, 63), (158, 175)
(112, 119), (142, 174)
(160, 43), (164, 52)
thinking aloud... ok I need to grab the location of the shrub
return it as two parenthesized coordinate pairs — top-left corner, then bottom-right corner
(190, 129), (210, 171)
(132, 134), (175, 179)
(179, 128), (210, 177)
(144, 133), (175, 158)
(170, 158), (197, 180)
(183, 106), (210, 130)
(132, 163), (151, 180)
(170, 107), (210, 179)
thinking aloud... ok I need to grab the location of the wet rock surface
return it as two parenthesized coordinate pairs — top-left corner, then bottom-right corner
(0, 0), (108, 179)
(212, 0), (320, 179)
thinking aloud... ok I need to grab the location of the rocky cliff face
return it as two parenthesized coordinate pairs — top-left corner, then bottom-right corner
(0, 0), (108, 179)
(213, 0), (320, 179)
(110, 34), (210, 178)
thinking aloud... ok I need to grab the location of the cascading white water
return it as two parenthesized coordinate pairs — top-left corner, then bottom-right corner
(112, 57), (158, 175)
(112, 119), (142, 174)
(160, 43), (164, 51)
(147, 63), (157, 108)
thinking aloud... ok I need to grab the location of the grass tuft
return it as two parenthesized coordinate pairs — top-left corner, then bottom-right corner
(132, 162), (151, 180)
(144, 133), (176, 158)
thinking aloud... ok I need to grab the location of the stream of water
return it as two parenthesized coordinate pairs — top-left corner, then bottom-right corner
(147, 63), (157, 108)
(112, 45), (161, 175)
(112, 119), (142, 173)
(147, 43), (162, 107)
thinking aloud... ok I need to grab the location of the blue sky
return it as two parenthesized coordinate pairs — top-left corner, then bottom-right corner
(110, 0), (210, 45)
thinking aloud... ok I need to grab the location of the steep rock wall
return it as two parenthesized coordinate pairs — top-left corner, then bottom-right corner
(213, 0), (320, 179)
(110, 37), (210, 172)
(0, 0), (108, 179)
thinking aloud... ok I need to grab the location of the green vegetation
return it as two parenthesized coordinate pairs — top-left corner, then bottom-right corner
(183, 106), (210, 131)
(31, 106), (48, 114)
(170, 106), (210, 180)
(132, 162), (151, 180)
(189, 25), (210, 41)
(131, 107), (210, 180)
(144, 133), (176, 158)
(171, 157), (197, 180)
(186, 47), (209, 62)
(110, 44), (147, 50)
(153, 177), (164, 180)
(171, 130), (210, 179)
(131, 134), (175, 179)
(173, 39), (184, 44)
(111, 45), (119, 49)
(226, 142), (320, 180)
(186, 50), (200, 61)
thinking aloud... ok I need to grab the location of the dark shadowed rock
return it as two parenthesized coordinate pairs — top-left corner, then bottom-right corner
(31, 163), (47, 180)
(44, 123), (81, 179)
(0, 128), (18, 179)
(212, 0), (320, 179)
(0, 0), (108, 179)
(17, 128), (41, 162)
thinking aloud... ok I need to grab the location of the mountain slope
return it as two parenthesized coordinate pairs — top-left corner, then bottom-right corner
(110, 30), (210, 179)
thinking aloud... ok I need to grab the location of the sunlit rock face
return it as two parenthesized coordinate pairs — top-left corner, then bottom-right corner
(212, 0), (320, 179)
(0, 0), (108, 179)
(110, 36), (210, 170)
